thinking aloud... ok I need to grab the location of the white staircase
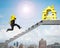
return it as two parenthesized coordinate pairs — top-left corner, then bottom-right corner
(5, 20), (60, 43)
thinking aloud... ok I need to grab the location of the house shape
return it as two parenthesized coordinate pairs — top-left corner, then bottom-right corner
(42, 5), (57, 20)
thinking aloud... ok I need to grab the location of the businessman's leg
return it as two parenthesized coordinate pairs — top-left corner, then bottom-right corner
(6, 24), (14, 32)
(14, 24), (21, 29)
